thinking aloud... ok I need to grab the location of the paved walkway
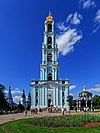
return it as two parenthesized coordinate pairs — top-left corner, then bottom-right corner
(0, 110), (100, 125)
(0, 111), (62, 125)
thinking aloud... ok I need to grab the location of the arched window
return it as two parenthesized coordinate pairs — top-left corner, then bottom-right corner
(47, 37), (52, 44)
(47, 73), (52, 81)
(48, 45), (52, 49)
(48, 24), (52, 32)
(47, 53), (52, 62)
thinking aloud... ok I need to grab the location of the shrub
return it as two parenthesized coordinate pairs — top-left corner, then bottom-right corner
(28, 114), (100, 127)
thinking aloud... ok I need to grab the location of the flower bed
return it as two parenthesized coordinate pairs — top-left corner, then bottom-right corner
(28, 114), (100, 127)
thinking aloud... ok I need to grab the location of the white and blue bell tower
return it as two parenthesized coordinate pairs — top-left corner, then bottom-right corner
(31, 12), (70, 110)
(40, 12), (59, 81)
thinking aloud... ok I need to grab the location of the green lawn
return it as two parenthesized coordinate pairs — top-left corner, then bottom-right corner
(0, 115), (100, 133)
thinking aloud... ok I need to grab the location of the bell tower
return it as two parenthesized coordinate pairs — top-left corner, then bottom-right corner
(31, 12), (70, 110)
(40, 12), (60, 81)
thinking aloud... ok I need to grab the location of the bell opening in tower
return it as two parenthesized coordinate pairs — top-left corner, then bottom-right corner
(47, 53), (52, 62)
(48, 45), (52, 49)
(48, 36), (52, 44)
(47, 73), (52, 81)
(48, 24), (52, 32)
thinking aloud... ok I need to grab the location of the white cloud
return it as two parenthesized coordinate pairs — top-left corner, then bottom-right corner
(93, 10), (100, 33)
(56, 28), (82, 55)
(56, 13), (82, 56)
(5, 88), (22, 95)
(69, 93), (73, 96)
(88, 84), (100, 93)
(4, 90), (8, 93)
(69, 85), (77, 90)
(11, 90), (22, 95)
(95, 84), (100, 87)
(4, 88), (22, 104)
(67, 12), (82, 25)
(57, 22), (68, 31)
(26, 96), (28, 101)
(79, 0), (96, 9)
(94, 10), (100, 23)
(13, 96), (21, 103)
(15, 88), (20, 91)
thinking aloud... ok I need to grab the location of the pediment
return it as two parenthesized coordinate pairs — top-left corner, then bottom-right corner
(40, 81), (59, 87)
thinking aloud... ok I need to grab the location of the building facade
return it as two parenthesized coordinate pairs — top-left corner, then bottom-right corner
(31, 12), (70, 110)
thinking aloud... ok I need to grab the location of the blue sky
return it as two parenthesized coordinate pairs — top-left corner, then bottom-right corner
(0, 0), (100, 103)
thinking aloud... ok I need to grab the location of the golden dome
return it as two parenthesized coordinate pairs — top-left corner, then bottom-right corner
(46, 15), (53, 23)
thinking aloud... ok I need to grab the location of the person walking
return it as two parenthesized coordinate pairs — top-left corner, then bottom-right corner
(61, 107), (64, 115)
(25, 109), (27, 116)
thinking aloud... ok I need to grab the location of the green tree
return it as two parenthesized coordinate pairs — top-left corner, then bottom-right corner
(67, 95), (73, 110)
(0, 84), (9, 110)
(0, 89), (8, 110)
(17, 101), (24, 112)
(93, 95), (100, 109)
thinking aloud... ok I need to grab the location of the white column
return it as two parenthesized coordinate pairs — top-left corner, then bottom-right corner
(45, 23), (47, 32)
(44, 34), (47, 44)
(86, 100), (87, 108)
(76, 100), (78, 108)
(54, 52), (55, 62)
(42, 88), (44, 108)
(55, 69), (57, 80)
(31, 87), (33, 108)
(60, 86), (62, 107)
(42, 50), (44, 62)
(79, 100), (81, 108)
(91, 100), (93, 108)
(45, 87), (48, 107)
(56, 87), (58, 107)
(55, 52), (57, 62)
(33, 87), (35, 107)
(53, 87), (56, 106)
(65, 86), (67, 108)
(39, 86), (41, 107)
(52, 36), (54, 47)
(52, 68), (54, 80)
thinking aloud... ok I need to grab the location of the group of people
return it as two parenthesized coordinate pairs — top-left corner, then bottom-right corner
(25, 107), (66, 116)
(30, 108), (43, 114)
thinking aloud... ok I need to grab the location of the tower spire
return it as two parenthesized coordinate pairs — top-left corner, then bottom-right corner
(83, 85), (86, 91)
(49, 10), (51, 16)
